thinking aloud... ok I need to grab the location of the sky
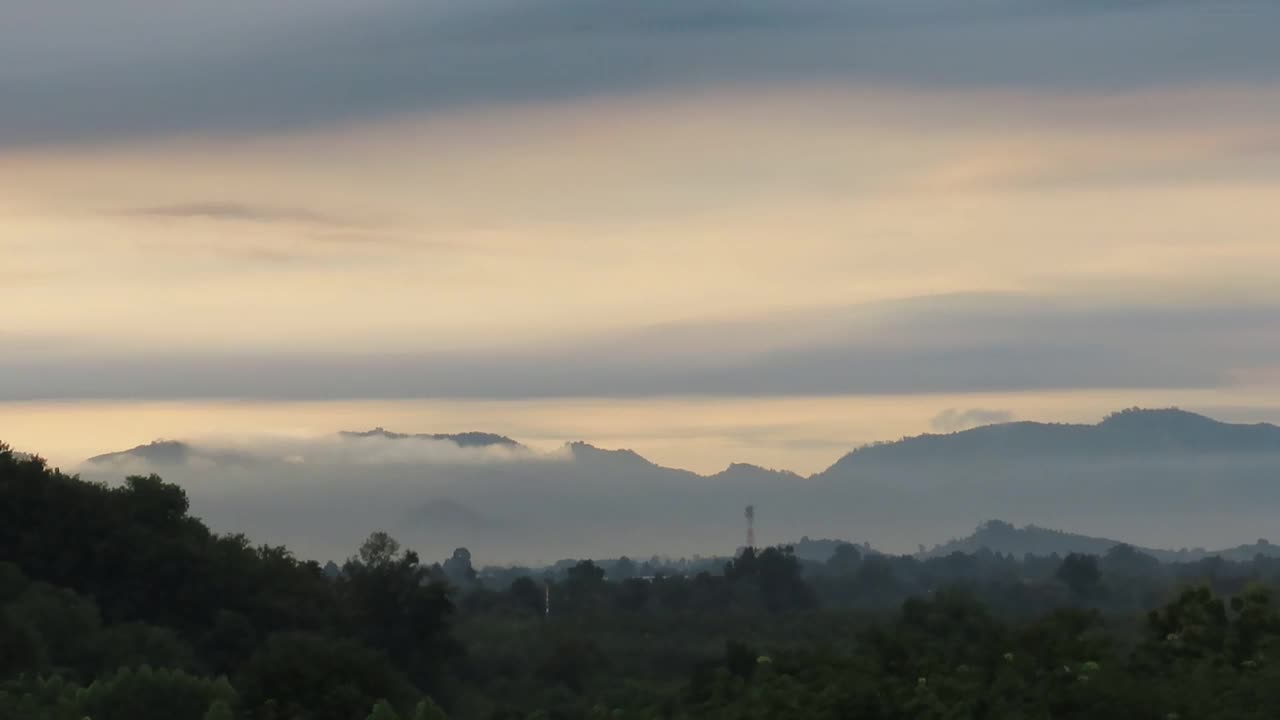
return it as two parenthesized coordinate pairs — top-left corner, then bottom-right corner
(5, 0), (1280, 475)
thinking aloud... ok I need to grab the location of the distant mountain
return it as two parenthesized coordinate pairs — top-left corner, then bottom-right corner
(709, 463), (803, 484)
(339, 428), (522, 449)
(86, 440), (260, 467)
(88, 440), (192, 465)
(922, 520), (1125, 559)
(88, 429), (524, 467)
(72, 407), (1280, 563)
(563, 441), (656, 466)
(924, 520), (1280, 563)
(817, 408), (1280, 475)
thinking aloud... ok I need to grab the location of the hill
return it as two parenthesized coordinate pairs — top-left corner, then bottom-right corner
(338, 428), (522, 448)
(73, 408), (1280, 563)
(87, 429), (524, 468)
(86, 439), (259, 467)
(924, 520), (1280, 563)
(817, 408), (1280, 475)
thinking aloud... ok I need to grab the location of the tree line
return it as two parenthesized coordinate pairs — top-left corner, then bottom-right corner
(7, 444), (1280, 718)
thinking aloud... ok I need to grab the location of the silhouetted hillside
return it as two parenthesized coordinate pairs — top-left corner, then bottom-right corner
(87, 439), (193, 465)
(86, 440), (258, 467)
(924, 520), (1280, 563)
(709, 463), (804, 484)
(818, 408), (1280, 474)
(74, 408), (1280, 563)
(564, 441), (657, 467)
(339, 428), (522, 448)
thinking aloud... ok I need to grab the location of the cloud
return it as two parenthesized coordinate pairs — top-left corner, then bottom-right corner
(69, 418), (1280, 565)
(6, 293), (1280, 402)
(87, 431), (549, 473)
(3, 0), (1278, 146)
(931, 408), (1017, 433)
(125, 202), (356, 227)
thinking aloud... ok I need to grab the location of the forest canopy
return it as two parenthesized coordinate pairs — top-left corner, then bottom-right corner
(7, 443), (1280, 718)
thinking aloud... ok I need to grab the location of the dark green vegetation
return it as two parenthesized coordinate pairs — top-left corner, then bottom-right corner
(8, 443), (1280, 718)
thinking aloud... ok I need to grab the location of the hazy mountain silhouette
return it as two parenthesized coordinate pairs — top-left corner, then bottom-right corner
(88, 439), (193, 465)
(74, 408), (1280, 563)
(564, 441), (658, 467)
(86, 440), (260, 467)
(817, 408), (1280, 474)
(88, 407), (1278, 476)
(338, 428), (522, 448)
(923, 519), (1280, 563)
(88, 429), (523, 467)
(709, 463), (804, 484)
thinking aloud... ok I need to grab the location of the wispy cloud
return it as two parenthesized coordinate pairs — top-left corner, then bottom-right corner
(931, 408), (1016, 433)
(125, 202), (357, 228)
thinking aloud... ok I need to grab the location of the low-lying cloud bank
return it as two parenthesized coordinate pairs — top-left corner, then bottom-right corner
(931, 408), (1017, 432)
(73, 410), (1280, 566)
(85, 430), (553, 473)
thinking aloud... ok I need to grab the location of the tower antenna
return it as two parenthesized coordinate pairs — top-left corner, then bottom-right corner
(745, 505), (755, 550)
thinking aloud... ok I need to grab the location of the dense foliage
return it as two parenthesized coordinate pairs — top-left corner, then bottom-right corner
(7, 443), (1280, 718)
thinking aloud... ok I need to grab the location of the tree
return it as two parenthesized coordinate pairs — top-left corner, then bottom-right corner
(826, 544), (863, 574)
(612, 556), (637, 581)
(237, 632), (418, 720)
(340, 533), (457, 695)
(120, 474), (190, 528)
(508, 576), (544, 615)
(412, 698), (448, 720)
(367, 700), (402, 720)
(567, 560), (606, 585)
(563, 561), (608, 611)
(203, 699), (235, 720)
(442, 548), (476, 586)
(1056, 554), (1101, 598)
(356, 532), (403, 568)
(76, 667), (237, 720)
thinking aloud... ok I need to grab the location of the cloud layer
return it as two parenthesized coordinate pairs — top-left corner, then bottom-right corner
(931, 408), (1017, 433)
(3, 1), (1279, 146)
(5, 294), (1280, 402)
(71, 416), (1280, 565)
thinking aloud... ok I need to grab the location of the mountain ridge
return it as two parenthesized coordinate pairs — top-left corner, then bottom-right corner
(338, 428), (522, 448)
(83, 407), (1280, 477)
(921, 519), (1280, 564)
(816, 407), (1280, 478)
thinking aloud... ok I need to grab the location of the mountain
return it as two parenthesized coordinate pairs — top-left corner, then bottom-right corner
(339, 428), (522, 449)
(818, 408), (1280, 474)
(564, 441), (656, 467)
(85, 440), (261, 467)
(922, 520), (1129, 559)
(88, 439), (192, 465)
(87, 429), (524, 467)
(709, 463), (803, 483)
(923, 520), (1280, 563)
(72, 408), (1280, 563)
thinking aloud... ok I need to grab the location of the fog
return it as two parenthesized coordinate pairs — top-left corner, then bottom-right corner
(75, 419), (1280, 566)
